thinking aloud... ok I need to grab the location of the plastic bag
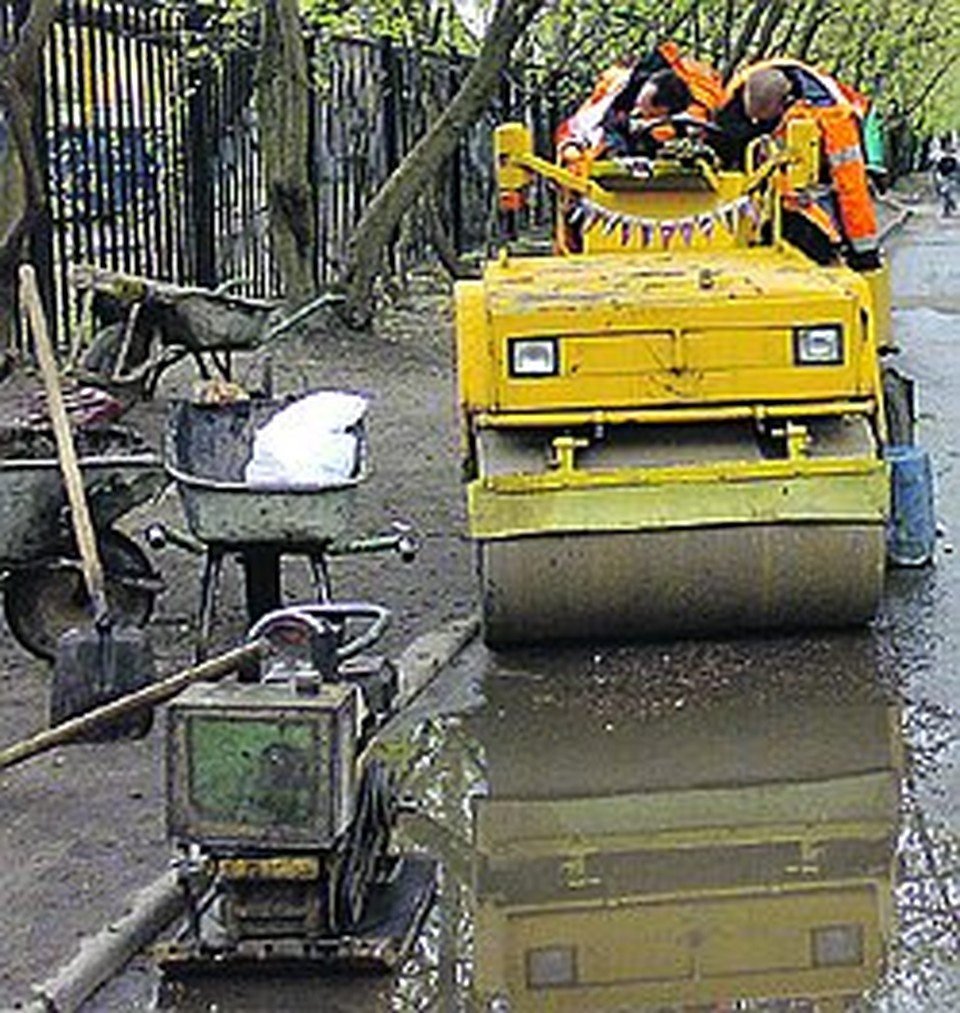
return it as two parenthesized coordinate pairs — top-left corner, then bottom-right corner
(244, 390), (368, 488)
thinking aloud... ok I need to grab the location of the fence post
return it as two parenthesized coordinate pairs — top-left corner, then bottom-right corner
(379, 37), (401, 273)
(448, 61), (463, 254)
(380, 37), (400, 175)
(184, 1), (216, 286)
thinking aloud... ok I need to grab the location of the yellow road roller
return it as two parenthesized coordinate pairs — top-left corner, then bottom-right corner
(455, 119), (903, 646)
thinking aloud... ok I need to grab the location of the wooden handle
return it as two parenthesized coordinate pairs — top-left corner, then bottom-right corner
(0, 639), (266, 770)
(19, 264), (109, 622)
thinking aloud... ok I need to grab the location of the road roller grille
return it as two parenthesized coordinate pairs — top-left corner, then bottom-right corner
(455, 252), (878, 420)
(468, 460), (888, 541)
(466, 413), (886, 537)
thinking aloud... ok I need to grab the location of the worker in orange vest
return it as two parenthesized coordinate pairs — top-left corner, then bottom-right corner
(715, 59), (880, 271)
(555, 42), (723, 163)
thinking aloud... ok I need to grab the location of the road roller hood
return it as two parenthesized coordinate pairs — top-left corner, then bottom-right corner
(456, 245), (881, 417)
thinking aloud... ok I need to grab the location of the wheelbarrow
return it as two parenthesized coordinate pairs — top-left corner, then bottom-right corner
(67, 264), (344, 396)
(0, 421), (165, 659)
(155, 398), (416, 660)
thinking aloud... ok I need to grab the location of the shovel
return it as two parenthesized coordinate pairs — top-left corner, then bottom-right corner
(19, 264), (155, 740)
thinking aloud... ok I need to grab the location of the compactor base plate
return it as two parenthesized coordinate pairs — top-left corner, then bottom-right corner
(156, 854), (436, 981)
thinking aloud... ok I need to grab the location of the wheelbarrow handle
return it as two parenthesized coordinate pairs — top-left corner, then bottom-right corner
(19, 265), (110, 625)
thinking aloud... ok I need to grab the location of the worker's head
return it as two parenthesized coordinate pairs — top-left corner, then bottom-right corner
(636, 69), (692, 119)
(743, 68), (792, 123)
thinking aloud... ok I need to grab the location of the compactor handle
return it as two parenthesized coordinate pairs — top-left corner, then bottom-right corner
(247, 602), (391, 663)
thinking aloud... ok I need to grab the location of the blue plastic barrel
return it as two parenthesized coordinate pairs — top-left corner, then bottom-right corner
(885, 445), (936, 567)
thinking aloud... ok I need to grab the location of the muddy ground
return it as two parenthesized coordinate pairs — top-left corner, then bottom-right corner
(0, 273), (477, 1008)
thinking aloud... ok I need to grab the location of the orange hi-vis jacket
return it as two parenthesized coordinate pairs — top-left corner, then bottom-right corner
(657, 41), (724, 122)
(726, 59), (878, 254)
(554, 63), (633, 156)
(555, 42), (723, 159)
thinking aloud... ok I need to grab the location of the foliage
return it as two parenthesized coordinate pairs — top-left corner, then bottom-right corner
(189, 0), (959, 136)
(298, 0), (480, 53)
(520, 0), (960, 139)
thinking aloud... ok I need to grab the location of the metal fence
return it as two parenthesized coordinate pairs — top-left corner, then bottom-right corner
(2, 0), (550, 336)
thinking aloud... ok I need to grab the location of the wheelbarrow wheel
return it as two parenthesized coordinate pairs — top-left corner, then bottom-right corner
(3, 529), (158, 661)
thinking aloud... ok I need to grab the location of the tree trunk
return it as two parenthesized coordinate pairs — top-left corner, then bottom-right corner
(425, 189), (476, 281)
(0, 0), (58, 355)
(339, 0), (547, 329)
(255, 0), (316, 307)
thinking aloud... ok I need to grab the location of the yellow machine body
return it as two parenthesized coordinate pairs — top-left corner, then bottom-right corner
(458, 122), (893, 645)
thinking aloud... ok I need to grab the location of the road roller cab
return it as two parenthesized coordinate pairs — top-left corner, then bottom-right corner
(456, 118), (903, 646)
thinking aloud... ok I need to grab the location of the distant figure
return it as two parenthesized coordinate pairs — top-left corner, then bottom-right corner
(715, 59), (880, 271)
(932, 140), (959, 217)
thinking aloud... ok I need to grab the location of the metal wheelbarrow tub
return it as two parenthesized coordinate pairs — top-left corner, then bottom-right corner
(0, 431), (164, 660)
(165, 399), (365, 547)
(0, 450), (162, 563)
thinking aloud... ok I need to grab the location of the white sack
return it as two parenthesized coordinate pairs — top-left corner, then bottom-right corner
(244, 390), (368, 488)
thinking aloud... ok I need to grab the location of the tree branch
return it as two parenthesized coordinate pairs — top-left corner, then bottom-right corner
(726, 0), (769, 76)
(339, 0), (546, 327)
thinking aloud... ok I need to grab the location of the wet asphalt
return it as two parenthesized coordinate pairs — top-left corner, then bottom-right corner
(85, 206), (960, 1012)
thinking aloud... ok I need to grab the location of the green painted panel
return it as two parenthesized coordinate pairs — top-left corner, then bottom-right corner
(187, 717), (322, 829)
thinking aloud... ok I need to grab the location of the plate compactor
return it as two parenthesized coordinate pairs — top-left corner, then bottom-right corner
(156, 604), (435, 974)
(456, 119), (916, 646)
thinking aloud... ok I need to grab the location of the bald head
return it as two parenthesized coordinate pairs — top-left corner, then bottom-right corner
(743, 68), (791, 122)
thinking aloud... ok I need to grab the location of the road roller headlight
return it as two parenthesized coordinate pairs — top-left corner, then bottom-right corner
(794, 324), (843, 365)
(509, 337), (558, 376)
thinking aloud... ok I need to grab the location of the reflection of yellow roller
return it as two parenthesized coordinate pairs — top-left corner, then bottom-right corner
(467, 640), (901, 1010)
(456, 121), (895, 646)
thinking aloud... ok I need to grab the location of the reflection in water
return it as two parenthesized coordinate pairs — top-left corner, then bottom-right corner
(456, 633), (903, 1012)
(158, 633), (926, 1011)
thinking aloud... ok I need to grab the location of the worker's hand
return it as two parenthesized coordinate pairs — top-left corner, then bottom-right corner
(558, 141), (582, 164)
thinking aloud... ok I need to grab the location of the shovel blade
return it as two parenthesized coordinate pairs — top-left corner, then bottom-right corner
(50, 626), (156, 740)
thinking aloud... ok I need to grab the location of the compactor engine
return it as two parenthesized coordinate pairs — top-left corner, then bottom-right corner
(456, 119), (905, 646)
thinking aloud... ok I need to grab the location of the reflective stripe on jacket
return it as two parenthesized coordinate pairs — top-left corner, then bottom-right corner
(781, 99), (878, 252)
